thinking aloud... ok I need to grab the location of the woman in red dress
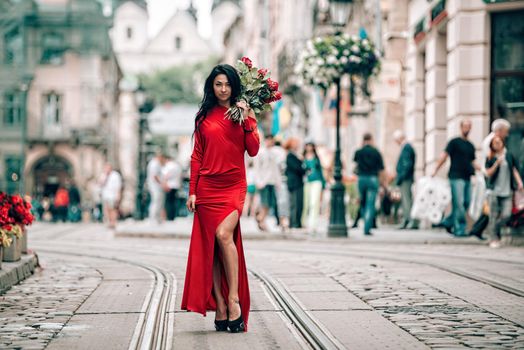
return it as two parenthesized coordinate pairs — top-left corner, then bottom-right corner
(181, 64), (260, 333)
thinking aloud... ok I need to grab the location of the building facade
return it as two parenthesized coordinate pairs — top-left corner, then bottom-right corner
(0, 0), (123, 211)
(405, 0), (524, 175)
(111, 0), (239, 75)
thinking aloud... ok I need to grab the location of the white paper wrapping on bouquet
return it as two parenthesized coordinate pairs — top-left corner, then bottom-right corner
(411, 177), (451, 224)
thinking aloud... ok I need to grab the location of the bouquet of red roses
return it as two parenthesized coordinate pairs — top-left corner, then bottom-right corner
(225, 56), (282, 124)
(0, 192), (34, 247)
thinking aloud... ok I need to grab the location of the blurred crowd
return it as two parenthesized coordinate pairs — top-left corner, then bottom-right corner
(26, 118), (524, 247)
(248, 118), (524, 248)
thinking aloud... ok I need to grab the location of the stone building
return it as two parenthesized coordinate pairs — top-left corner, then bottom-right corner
(405, 0), (524, 175)
(0, 0), (122, 209)
(111, 0), (239, 74)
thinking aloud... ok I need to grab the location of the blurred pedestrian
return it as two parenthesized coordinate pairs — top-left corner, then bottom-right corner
(87, 176), (103, 222)
(100, 163), (122, 229)
(162, 155), (182, 221)
(181, 64), (260, 332)
(393, 130), (418, 229)
(243, 159), (257, 217)
(31, 196), (44, 221)
(67, 180), (82, 222)
(469, 119), (511, 239)
(146, 151), (166, 224)
(353, 133), (384, 235)
(255, 135), (281, 231)
(432, 119), (480, 237)
(274, 139), (289, 231)
(302, 142), (325, 233)
(285, 138), (305, 229)
(484, 136), (523, 248)
(53, 185), (69, 222)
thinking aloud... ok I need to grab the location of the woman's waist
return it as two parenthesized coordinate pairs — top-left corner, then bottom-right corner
(198, 170), (246, 185)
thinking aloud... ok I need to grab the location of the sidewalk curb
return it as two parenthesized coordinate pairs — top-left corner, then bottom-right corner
(0, 254), (39, 294)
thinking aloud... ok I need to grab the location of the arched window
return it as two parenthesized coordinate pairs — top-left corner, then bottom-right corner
(43, 92), (62, 126)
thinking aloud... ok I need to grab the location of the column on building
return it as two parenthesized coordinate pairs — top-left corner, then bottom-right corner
(424, 30), (447, 174)
(381, 0), (408, 171)
(405, 41), (425, 176)
(118, 91), (139, 215)
(446, 0), (490, 148)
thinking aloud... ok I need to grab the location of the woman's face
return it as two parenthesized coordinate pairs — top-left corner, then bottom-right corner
(492, 136), (504, 152)
(213, 74), (231, 104)
(305, 144), (314, 153)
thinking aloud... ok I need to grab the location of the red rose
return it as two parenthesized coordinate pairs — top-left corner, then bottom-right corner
(241, 56), (253, 69)
(4, 224), (12, 231)
(267, 79), (279, 92)
(11, 195), (23, 204)
(272, 91), (283, 102)
(257, 68), (268, 77)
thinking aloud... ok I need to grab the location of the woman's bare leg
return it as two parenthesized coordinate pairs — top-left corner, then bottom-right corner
(215, 210), (241, 320)
(212, 249), (227, 320)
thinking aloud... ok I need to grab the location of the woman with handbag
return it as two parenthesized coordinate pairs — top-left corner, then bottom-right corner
(485, 136), (523, 248)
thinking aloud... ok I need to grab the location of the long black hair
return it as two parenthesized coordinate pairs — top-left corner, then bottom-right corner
(303, 142), (320, 160)
(194, 64), (241, 133)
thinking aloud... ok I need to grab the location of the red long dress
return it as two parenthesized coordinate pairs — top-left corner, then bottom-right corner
(181, 105), (260, 330)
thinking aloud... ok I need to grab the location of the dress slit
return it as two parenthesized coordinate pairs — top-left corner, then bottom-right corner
(207, 209), (240, 306)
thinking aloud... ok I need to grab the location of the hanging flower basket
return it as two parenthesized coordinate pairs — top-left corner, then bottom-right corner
(297, 33), (381, 95)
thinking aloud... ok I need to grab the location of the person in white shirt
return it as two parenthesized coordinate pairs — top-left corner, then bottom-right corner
(162, 156), (182, 221)
(254, 135), (282, 231)
(100, 163), (122, 229)
(146, 152), (166, 223)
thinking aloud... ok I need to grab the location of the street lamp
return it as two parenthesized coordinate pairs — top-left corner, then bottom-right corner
(134, 86), (154, 220)
(18, 75), (32, 195)
(328, 0), (353, 238)
(329, 0), (353, 28)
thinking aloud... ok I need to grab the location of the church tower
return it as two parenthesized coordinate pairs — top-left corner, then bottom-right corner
(111, 0), (149, 54)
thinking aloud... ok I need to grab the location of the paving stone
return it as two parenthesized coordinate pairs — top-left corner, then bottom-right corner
(281, 254), (524, 350)
(0, 258), (101, 349)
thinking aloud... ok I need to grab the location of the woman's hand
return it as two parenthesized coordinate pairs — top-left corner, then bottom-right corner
(236, 100), (254, 118)
(186, 195), (196, 212)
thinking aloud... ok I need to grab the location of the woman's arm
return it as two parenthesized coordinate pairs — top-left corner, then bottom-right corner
(513, 167), (524, 190)
(485, 156), (503, 178)
(189, 130), (204, 196)
(243, 109), (260, 157)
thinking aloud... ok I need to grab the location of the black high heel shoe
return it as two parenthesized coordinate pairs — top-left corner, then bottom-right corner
(214, 319), (228, 332)
(215, 309), (228, 332)
(228, 302), (245, 333)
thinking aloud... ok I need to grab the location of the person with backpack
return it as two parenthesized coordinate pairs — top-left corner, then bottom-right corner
(53, 185), (70, 222)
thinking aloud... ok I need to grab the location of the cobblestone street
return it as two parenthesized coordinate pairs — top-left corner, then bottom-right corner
(0, 222), (522, 349)
(0, 258), (101, 349)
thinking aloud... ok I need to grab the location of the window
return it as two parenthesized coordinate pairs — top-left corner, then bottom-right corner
(491, 10), (524, 156)
(43, 92), (62, 126)
(126, 27), (133, 39)
(2, 92), (21, 126)
(4, 27), (23, 65)
(175, 36), (182, 50)
(41, 32), (65, 64)
(4, 155), (21, 195)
